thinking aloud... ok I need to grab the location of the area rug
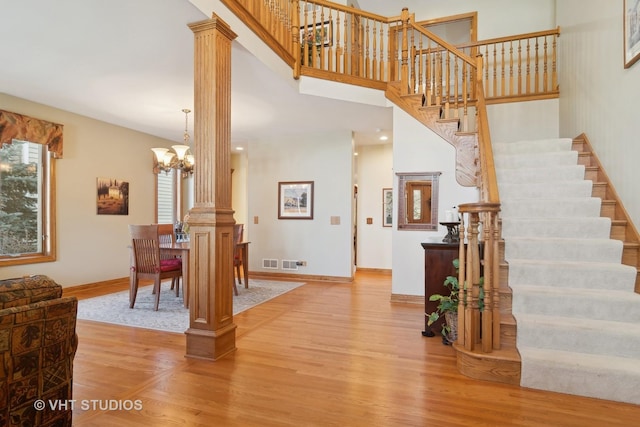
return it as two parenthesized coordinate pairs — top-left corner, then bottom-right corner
(77, 279), (305, 333)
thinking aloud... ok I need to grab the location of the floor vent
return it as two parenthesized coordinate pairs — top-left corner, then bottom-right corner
(262, 259), (278, 269)
(281, 260), (299, 271)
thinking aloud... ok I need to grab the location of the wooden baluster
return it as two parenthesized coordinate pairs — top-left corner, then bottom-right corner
(526, 39), (531, 94)
(481, 211), (493, 353)
(327, 9), (333, 72)
(401, 8), (409, 94)
(457, 215), (467, 347)
(335, 13), (342, 74)
(509, 41), (514, 96)
(543, 35), (549, 92)
(462, 60), (468, 132)
(343, 13), (349, 74)
(364, 19), (370, 79)
(534, 37), (540, 93)
(371, 20), (377, 80)
(444, 53), (451, 119)
(311, 8), (317, 69)
(425, 40), (432, 106)
(464, 212), (480, 351)
(319, 7), (325, 70)
(500, 42), (505, 97)
(293, 0), (301, 78)
(484, 45), (490, 98)
(378, 22), (382, 81)
(517, 40), (522, 95)
(492, 43), (497, 97)
(409, 27), (416, 93)
(453, 58), (459, 120)
(491, 210), (501, 350)
(435, 50), (442, 105)
(417, 34), (423, 97)
(552, 33), (558, 90)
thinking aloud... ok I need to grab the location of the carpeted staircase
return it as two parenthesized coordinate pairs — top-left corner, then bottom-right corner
(493, 137), (640, 405)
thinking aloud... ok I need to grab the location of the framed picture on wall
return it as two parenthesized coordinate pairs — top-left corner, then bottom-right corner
(278, 181), (314, 219)
(97, 177), (129, 215)
(382, 188), (393, 227)
(300, 20), (333, 47)
(624, 0), (640, 68)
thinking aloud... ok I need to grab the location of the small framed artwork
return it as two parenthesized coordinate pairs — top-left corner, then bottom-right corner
(278, 181), (314, 220)
(300, 20), (333, 47)
(382, 188), (393, 227)
(624, 0), (640, 68)
(97, 177), (129, 215)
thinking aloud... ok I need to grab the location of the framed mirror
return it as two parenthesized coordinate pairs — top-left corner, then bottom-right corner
(396, 172), (441, 230)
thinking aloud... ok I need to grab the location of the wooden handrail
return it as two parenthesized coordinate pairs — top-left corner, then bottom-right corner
(457, 26), (561, 49)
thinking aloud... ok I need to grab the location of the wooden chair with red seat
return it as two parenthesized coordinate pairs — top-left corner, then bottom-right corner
(129, 224), (182, 311)
(157, 223), (180, 296)
(232, 223), (244, 296)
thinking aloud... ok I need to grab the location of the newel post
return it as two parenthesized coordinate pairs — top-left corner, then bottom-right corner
(185, 15), (238, 361)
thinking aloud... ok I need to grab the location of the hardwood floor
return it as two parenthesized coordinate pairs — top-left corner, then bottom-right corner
(66, 271), (640, 426)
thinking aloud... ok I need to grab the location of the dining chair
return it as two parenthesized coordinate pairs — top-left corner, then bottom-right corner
(129, 224), (182, 311)
(232, 224), (244, 296)
(157, 223), (180, 296)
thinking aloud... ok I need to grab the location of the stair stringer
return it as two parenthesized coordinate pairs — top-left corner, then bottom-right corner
(385, 82), (479, 187)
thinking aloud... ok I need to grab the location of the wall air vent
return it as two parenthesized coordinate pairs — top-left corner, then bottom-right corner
(281, 260), (299, 271)
(262, 259), (278, 269)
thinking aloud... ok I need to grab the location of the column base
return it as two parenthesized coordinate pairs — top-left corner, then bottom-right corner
(185, 323), (237, 361)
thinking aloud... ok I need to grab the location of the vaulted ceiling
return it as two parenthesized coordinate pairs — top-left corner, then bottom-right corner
(1, 0), (392, 150)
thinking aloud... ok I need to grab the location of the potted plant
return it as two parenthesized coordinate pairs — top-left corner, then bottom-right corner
(427, 258), (461, 345)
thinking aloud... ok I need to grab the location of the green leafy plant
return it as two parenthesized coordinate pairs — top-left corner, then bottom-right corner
(427, 258), (461, 331)
(427, 258), (484, 340)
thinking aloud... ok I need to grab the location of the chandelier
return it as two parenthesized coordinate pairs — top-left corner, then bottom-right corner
(152, 108), (194, 176)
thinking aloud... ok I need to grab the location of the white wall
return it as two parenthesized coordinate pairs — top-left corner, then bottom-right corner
(355, 143), (393, 270)
(392, 107), (479, 296)
(0, 93), (175, 286)
(361, 0), (556, 39)
(247, 131), (354, 279)
(556, 0), (640, 231)
(488, 99), (560, 143)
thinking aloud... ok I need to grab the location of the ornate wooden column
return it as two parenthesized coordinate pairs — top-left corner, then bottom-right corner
(185, 15), (237, 360)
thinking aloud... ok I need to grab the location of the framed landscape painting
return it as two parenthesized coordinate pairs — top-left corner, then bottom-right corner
(278, 181), (314, 219)
(624, 0), (640, 68)
(97, 177), (129, 215)
(383, 188), (393, 227)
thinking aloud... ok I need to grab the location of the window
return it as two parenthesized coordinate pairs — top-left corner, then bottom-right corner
(0, 140), (55, 265)
(396, 172), (441, 230)
(156, 169), (177, 224)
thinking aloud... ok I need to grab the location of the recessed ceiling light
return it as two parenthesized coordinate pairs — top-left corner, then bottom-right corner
(235, 147), (244, 151)
(379, 135), (388, 141)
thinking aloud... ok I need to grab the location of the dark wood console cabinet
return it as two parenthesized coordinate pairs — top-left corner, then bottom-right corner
(421, 242), (459, 338)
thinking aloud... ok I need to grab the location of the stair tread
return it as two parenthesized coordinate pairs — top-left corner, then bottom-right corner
(454, 343), (521, 362)
(518, 346), (640, 370)
(515, 313), (640, 331)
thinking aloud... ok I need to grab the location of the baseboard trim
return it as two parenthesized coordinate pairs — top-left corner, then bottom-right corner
(356, 267), (392, 275)
(390, 294), (423, 305)
(249, 271), (353, 283)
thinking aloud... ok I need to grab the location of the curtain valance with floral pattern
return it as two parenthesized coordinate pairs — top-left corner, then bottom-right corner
(0, 109), (64, 158)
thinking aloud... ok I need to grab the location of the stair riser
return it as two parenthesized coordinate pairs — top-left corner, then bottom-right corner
(507, 262), (636, 292)
(495, 151), (578, 168)
(502, 199), (602, 218)
(517, 321), (640, 359)
(493, 138), (573, 154)
(500, 182), (593, 199)
(501, 218), (611, 239)
(513, 291), (640, 323)
(622, 245), (640, 267)
(496, 166), (585, 184)
(505, 239), (623, 263)
(520, 355), (640, 405)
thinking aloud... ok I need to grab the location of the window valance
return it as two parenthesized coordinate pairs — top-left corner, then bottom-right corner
(0, 109), (64, 158)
